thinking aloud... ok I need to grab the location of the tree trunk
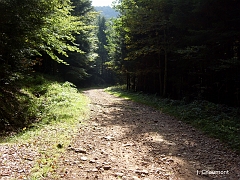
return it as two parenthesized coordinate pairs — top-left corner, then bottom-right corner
(159, 56), (162, 96)
(163, 29), (168, 97)
(163, 48), (167, 97)
(127, 73), (130, 90)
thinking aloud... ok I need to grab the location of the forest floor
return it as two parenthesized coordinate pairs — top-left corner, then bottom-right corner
(1, 88), (240, 179)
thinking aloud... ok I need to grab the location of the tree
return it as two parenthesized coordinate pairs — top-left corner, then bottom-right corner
(104, 13), (131, 87)
(110, 0), (240, 106)
(112, 0), (175, 95)
(55, 0), (99, 86)
(170, 0), (240, 104)
(0, 0), (98, 128)
(0, 0), (89, 77)
(95, 16), (113, 84)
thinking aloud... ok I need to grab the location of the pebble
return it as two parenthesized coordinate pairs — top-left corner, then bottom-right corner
(80, 156), (88, 161)
(135, 169), (149, 175)
(92, 168), (98, 172)
(115, 172), (124, 177)
(122, 143), (135, 147)
(132, 176), (141, 180)
(103, 136), (115, 141)
(75, 148), (87, 154)
(89, 159), (96, 163)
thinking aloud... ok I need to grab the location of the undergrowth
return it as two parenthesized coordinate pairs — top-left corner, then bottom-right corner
(105, 86), (240, 153)
(0, 74), (90, 179)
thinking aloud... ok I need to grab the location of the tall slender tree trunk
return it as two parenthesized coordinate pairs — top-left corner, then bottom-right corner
(163, 29), (168, 97)
(157, 31), (163, 96)
(101, 57), (104, 76)
(163, 48), (167, 97)
(158, 56), (162, 96)
(127, 73), (130, 90)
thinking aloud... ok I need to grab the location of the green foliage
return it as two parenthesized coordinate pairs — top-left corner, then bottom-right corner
(104, 15), (130, 86)
(0, 0), (81, 67)
(114, 0), (171, 59)
(0, 74), (89, 133)
(0, 74), (37, 130)
(35, 0), (86, 62)
(0, 0), (97, 83)
(105, 19), (122, 70)
(94, 16), (117, 84)
(0, 74), (90, 179)
(1, 73), (89, 137)
(46, 0), (100, 86)
(106, 86), (240, 152)
(109, 0), (240, 106)
(0, 0), (99, 131)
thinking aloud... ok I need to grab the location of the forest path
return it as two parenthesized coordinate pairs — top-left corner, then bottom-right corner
(56, 88), (240, 180)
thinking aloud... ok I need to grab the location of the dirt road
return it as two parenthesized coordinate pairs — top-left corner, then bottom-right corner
(56, 89), (240, 179)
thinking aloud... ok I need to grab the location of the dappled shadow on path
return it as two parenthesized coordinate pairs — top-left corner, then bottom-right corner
(83, 89), (240, 180)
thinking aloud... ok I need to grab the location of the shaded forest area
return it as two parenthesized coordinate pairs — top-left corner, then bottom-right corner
(0, 0), (240, 131)
(106, 0), (240, 107)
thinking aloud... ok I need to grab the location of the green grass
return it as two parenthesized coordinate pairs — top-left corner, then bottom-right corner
(0, 74), (90, 179)
(105, 85), (240, 153)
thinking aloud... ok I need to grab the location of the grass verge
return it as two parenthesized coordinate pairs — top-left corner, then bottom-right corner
(0, 74), (90, 179)
(105, 86), (240, 153)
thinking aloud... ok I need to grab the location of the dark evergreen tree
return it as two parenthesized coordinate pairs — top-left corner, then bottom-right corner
(110, 0), (240, 106)
(95, 16), (112, 84)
